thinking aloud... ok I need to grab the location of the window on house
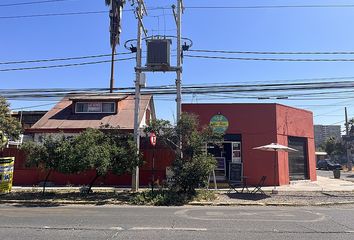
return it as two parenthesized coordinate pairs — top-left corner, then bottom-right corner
(75, 102), (116, 113)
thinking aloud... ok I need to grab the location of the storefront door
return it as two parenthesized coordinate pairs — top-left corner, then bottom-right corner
(207, 141), (242, 181)
(288, 137), (309, 180)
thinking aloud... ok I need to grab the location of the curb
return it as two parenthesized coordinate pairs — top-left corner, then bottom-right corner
(0, 199), (126, 205)
(1, 199), (354, 207)
(188, 201), (354, 207)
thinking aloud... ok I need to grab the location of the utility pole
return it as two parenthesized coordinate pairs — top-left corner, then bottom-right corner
(176, 0), (183, 121)
(345, 107), (352, 171)
(132, 0), (145, 191)
(175, 0), (183, 159)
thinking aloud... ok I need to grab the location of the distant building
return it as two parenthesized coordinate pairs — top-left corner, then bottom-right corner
(314, 125), (341, 148)
(10, 111), (47, 145)
(11, 111), (47, 130)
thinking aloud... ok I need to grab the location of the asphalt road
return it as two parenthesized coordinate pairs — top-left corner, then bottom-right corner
(1, 204), (354, 240)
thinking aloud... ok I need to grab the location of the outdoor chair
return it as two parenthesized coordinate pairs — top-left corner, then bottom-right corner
(227, 181), (243, 194)
(251, 176), (267, 194)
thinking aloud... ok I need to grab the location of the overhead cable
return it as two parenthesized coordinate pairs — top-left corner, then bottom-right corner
(0, 0), (74, 7)
(3, 4), (354, 19)
(0, 57), (135, 72)
(189, 49), (354, 55)
(185, 54), (354, 62)
(0, 52), (132, 65)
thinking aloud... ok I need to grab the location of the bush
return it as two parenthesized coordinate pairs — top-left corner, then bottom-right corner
(130, 189), (216, 206)
(170, 154), (216, 194)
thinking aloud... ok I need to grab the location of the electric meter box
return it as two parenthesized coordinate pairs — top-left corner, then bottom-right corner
(146, 39), (171, 68)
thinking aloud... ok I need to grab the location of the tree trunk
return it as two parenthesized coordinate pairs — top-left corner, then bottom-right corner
(87, 172), (100, 194)
(42, 169), (52, 195)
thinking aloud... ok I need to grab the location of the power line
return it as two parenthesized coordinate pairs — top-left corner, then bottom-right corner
(4, 80), (354, 99)
(0, 0), (74, 7)
(3, 4), (354, 19)
(0, 11), (107, 19)
(0, 52), (132, 65)
(11, 102), (56, 110)
(185, 5), (354, 10)
(185, 54), (354, 62)
(0, 57), (135, 72)
(189, 49), (354, 55)
(0, 7), (165, 19)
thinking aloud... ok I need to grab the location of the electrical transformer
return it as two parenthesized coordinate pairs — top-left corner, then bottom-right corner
(146, 39), (171, 68)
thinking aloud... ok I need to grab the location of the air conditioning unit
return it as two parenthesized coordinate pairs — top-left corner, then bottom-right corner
(146, 39), (171, 68)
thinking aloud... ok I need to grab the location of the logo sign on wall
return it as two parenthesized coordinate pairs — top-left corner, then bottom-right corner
(210, 114), (229, 133)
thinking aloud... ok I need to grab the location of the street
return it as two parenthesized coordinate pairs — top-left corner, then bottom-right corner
(0, 204), (354, 239)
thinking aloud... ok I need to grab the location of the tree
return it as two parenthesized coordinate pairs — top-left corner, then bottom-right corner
(145, 113), (223, 194)
(322, 137), (345, 162)
(0, 97), (21, 148)
(71, 128), (142, 193)
(22, 134), (73, 194)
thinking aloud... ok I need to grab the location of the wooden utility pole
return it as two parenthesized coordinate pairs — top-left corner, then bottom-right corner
(132, 0), (146, 191)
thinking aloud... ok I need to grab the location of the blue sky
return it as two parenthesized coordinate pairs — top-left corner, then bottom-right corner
(2, 0), (354, 129)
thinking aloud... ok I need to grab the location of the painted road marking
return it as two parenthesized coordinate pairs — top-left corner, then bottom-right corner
(130, 227), (207, 231)
(175, 209), (325, 222)
(109, 227), (124, 230)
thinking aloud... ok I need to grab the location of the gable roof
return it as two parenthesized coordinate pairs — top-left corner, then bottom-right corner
(29, 94), (154, 132)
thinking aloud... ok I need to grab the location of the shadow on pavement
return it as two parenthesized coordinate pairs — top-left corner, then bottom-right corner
(226, 193), (270, 201)
(11, 202), (62, 208)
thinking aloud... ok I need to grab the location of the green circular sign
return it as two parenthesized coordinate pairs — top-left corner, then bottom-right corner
(210, 114), (229, 133)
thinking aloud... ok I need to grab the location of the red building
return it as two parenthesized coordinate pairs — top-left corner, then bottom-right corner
(6, 94), (174, 187)
(5, 97), (316, 188)
(182, 103), (316, 186)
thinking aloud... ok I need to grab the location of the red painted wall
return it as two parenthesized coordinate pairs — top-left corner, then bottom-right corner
(1, 143), (175, 187)
(182, 103), (316, 186)
(275, 105), (316, 184)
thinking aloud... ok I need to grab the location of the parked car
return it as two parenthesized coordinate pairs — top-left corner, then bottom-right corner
(317, 160), (342, 170)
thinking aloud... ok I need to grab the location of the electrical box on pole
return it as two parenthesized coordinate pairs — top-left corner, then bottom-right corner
(146, 39), (172, 69)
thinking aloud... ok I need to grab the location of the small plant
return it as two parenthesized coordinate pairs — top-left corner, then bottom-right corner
(130, 189), (217, 206)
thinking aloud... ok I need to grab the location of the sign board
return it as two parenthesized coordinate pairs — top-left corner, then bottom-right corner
(229, 162), (242, 182)
(0, 157), (15, 194)
(210, 114), (229, 133)
(150, 132), (157, 146)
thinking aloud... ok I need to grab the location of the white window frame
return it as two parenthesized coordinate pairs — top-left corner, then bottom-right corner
(75, 102), (116, 114)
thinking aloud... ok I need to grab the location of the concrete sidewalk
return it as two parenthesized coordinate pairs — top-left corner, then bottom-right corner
(263, 176), (354, 192)
(10, 175), (354, 192)
(3, 175), (354, 207)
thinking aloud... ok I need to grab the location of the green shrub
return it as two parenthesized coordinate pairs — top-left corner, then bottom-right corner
(130, 189), (217, 206)
(170, 154), (216, 194)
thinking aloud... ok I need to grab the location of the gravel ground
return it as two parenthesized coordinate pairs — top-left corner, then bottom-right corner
(216, 191), (354, 205)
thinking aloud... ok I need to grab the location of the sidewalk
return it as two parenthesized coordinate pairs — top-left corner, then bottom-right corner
(263, 176), (354, 192)
(2, 176), (354, 207)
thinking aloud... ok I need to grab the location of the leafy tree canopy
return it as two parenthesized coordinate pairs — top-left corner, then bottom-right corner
(0, 97), (21, 143)
(145, 113), (223, 194)
(322, 137), (345, 160)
